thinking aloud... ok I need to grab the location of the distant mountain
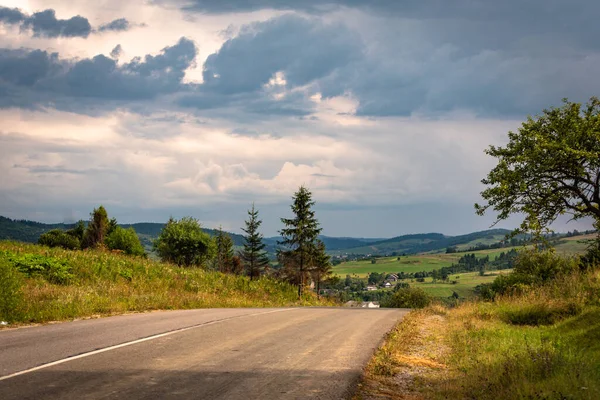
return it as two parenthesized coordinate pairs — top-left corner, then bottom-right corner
(0, 217), (247, 248)
(329, 229), (513, 256)
(0, 215), (512, 256)
(0, 216), (78, 243)
(263, 235), (386, 251)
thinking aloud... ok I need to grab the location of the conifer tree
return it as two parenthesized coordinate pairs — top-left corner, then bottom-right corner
(310, 239), (332, 298)
(241, 204), (269, 280)
(214, 227), (235, 273)
(82, 205), (109, 248)
(279, 186), (322, 298)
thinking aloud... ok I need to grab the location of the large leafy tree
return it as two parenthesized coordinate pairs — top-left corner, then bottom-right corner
(154, 217), (215, 267)
(241, 204), (270, 280)
(279, 186), (322, 298)
(476, 97), (600, 235)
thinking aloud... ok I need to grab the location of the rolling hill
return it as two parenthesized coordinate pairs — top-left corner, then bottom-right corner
(0, 215), (516, 256)
(328, 229), (513, 256)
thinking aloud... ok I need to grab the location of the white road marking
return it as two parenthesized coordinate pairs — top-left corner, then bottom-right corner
(0, 308), (296, 381)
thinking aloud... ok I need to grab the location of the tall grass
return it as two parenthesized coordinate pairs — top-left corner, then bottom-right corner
(0, 241), (332, 324)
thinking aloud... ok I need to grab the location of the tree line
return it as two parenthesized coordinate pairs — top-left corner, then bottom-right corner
(37, 185), (332, 299)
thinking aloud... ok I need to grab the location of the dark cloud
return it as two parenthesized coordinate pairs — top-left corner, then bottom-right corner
(181, 5), (599, 118)
(98, 18), (131, 32)
(178, 14), (360, 117)
(110, 44), (123, 59)
(0, 6), (25, 24)
(25, 9), (92, 38)
(165, 0), (598, 25)
(0, 38), (196, 111)
(202, 15), (361, 93)
(0, 7), (136, 38)
(2, 3), (600, 119)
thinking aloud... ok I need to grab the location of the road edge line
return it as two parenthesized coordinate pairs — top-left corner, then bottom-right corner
(0, 308), (295, 381)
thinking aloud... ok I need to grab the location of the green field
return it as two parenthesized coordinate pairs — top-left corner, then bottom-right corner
(333, 254), (461, 277)
(454, 234), (509, 251)
(411, 270), (512, 298)
(333, 247), (517, 278)
(553, 234), (597, 254)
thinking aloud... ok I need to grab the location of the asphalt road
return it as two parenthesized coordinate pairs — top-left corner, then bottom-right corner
(0, 307), (408, 399)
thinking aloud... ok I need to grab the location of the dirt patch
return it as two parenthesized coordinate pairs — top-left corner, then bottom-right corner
(355, 311), (449, 399)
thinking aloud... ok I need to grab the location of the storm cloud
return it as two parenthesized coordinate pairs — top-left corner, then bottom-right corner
(98, 18), (131, 33)
(174, 9), (600, 118)
(0, 6), (135, 38)
(0, 38), (196, 111)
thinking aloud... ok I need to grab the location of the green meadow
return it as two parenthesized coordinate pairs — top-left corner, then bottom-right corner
(411, 270), (512, 298)
(333, 254), (461, 277)
(553, 234), (597, 254)
(332, 247), (517, 278)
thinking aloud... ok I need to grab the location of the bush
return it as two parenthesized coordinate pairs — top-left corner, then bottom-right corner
(383, 287), (431, 308)
(106, 227), (145, 256)
(153, 217), (215, 267)
(479, 250), (580, 300)
(38, 229), (80, 250)
(513, 250), (579, 283)
(580, 237), (600, 270)
(4, 252), (73, 285)
(0, 259), (24, 322)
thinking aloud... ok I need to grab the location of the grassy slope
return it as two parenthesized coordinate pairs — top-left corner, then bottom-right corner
(0, 241), (332, 325)
(411, 270), (512, 298)
(454, 233), (508, 250)
(333, 254), (461, 277)
(553, 233), (597, 255)
(333, 247), (515, 278)
(359, 268), (600, 399)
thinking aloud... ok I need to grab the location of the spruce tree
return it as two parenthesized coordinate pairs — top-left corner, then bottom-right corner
(310, 239), (332, 298)
(241, 204), (269, 280)
(214, 227), (234, 273)
(279, 186), (322, 298)
(82, 205), (109, 248)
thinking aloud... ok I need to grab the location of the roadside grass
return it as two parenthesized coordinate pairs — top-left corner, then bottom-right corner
(0, 241), (333, 325)
(355, 306), (449, 399)
(361, 268), (600, 399)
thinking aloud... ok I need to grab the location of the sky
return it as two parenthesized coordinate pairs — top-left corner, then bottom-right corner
(0, 0), (598, 237)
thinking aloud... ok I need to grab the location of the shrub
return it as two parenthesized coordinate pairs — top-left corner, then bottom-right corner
(38, 229), (80, 250)
(513, 250), (579, 284)
(479, 250), (580, 300)
(580, 236), (600, 270)
(153, 217), (215, 267)
(106, 227), (145, 256)
(66, 220), (86, 242)
(0, 259), (24, 322)
(5, 253), (73, 285)
(383, 287), (431, 308)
